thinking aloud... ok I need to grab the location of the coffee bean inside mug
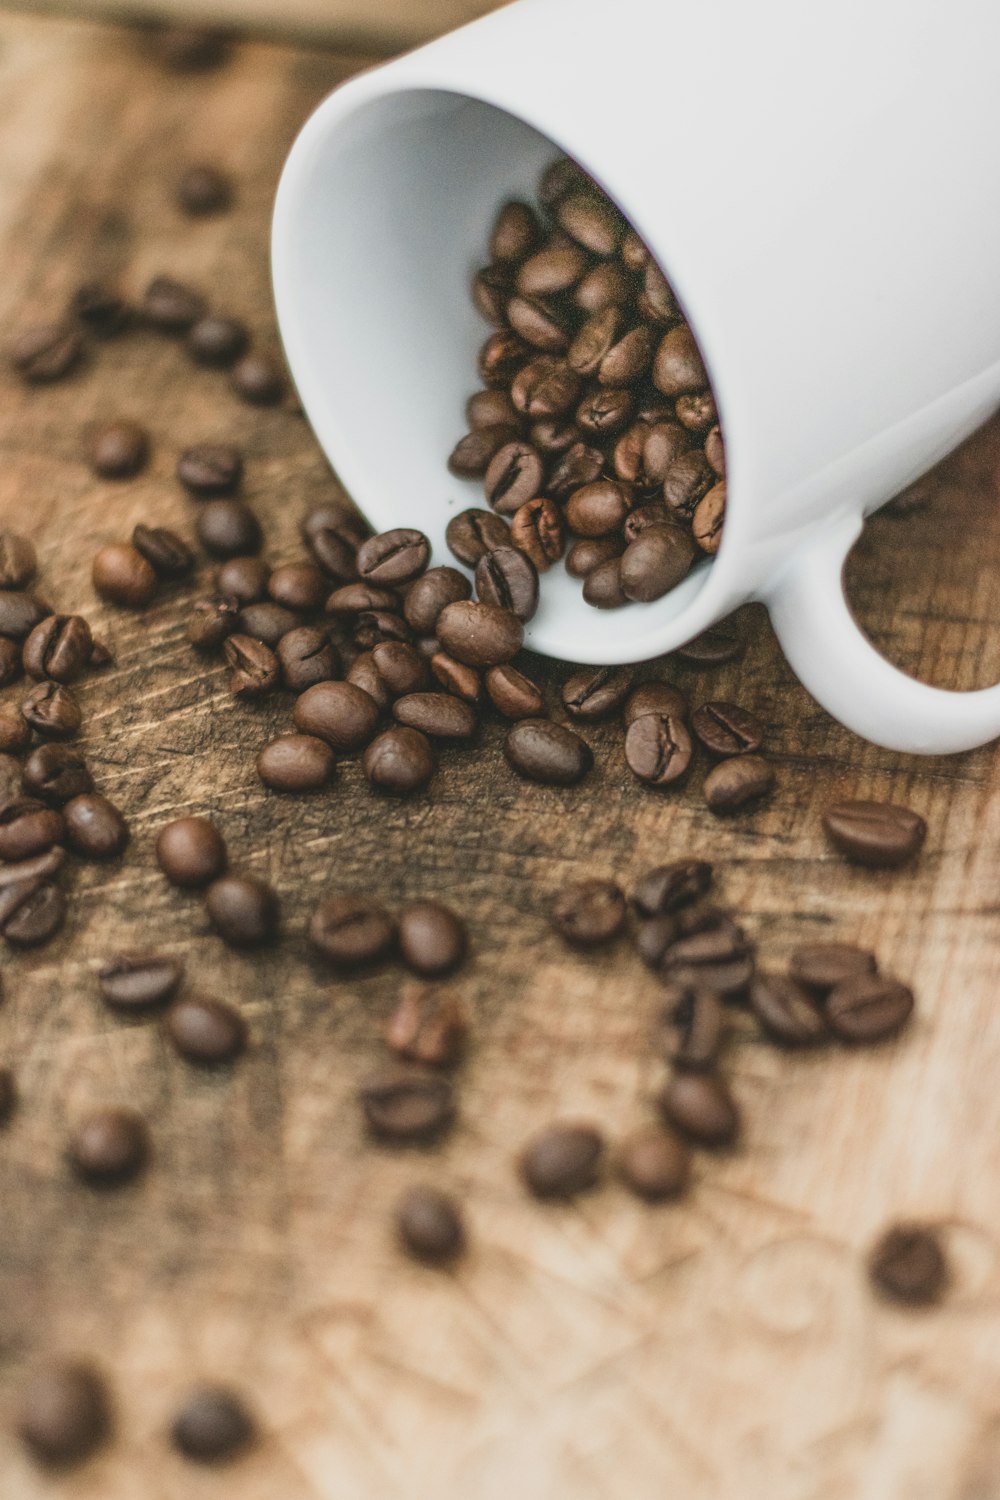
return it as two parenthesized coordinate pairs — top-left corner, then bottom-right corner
(448, 158), (726, 612)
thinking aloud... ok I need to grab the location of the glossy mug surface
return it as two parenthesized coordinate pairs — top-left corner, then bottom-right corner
(273, 0), (1000, 753)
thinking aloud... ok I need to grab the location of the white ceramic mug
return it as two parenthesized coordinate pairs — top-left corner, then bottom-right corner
(272, 0), (1000, 755)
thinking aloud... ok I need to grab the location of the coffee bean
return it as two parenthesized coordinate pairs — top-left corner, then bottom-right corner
(396, 1185), (465, 1262)
(676, 390), (717, 431)
(352, 610), (413, 650)
(448, 424), (518, 479)
(491, 199), (541, 262)
(550, 878), (626, 947)
(471, 265), (513, 326)
(231, 351), (285, 405)
(257, 733), (335, 792)
(403, 568), (471, 635)
(504, 719), (593, 785)
(156, 815), (227, 888)
(128, 530), (192, 590)
(98, 953), (183, 1009)
(362, 727), (435, 794)
(556, 189), (624, 257)
(825, 974), (914, 1043)
(22, 682), (82, 739)
(143, 275), (206, 332)
(478, 330), (530, 386)
(474, 546), (539, 623)
(692, 701), (764, 757)
(624, 687), (687, 733)
(0, 798), (65, 861)
(675, 619), (745, 666)
(64, 793), (129, 859)
(749, 973), (827, 1046)
(177, 163), (232, 215)
(293, 680), (379, 751)
(660, 915), (754, 997)
(355, 529), (430, 588)
(0, 590), (46, 640)
(0, 638), (21, 688)
(637, 422), (693, 487)
(237, 602), (300, 648)
(704, 755), (774, 813)
(532, 414), (578, 453)
(0, 531), (36, 590)
(397, 900), (467, 977)
(69, 1105), (148, 1183)
(620, 524), (696, 602)
(171, 1388), (255, 1464)
(546, 441), (604, 499)
(692, 481), (726, 553)
(660, 989), (728, 1069)
(436, 601), (523, 667)
(567, 306), (620, 377)
(565, 538), (622, 578)
(574, 260), (632, 315)
(89, 420), (149, 479)
(1, 876), (65, 947)
(360, 1067), (455, 1142)
(205, 874), (279, 948)
(197, 499), (262, 559)
(662, 450), (715, 519)
(370, 641), (428, 698)
(467, 389), (520, 430)
(18, 1363), (110, 1466)
(516, 244), (588, 295)
(509, 498), (564, 571)
(565, 480), (633, 538)
(622, 504), (672, 544)
(22, 614), (92, 683)
(213, 558), (268, 606)
(187, 314), (249, 367)
(188, 595), (239, 652)
(344, 653), (388, 710)
(445, 508), (509, 567)
(392, 692), (477, 742)
(868, 1223), (949, 1306)
(167, 996), (247, 1065)
(271, 626), (336, 693)
(632, 860), (712, 917)
(302, 504), (364, 581)
(510, 356), (581, 418)
(617, 1125), (691, 1201)
(658, 1071), (738, 1146)
(10, 323), (83, 382)
(92, 543), (158, 608)
(430, 652), (481, 704)
(652, 325), (708, 395)
(386, 983), (467, 1065)
(625, 712), (692, 786)
(507, 293), (572, 353)
(326, 581), (401, 618)
(822, 800), (927, 868)
(224, 634), (278, 698)
(485, 663), (544, 718)
(23, 744), (92, 804)
(561, 666), (633, 721)
(310, 893), (396, 970)
(266, 561), (326, 614)
(177, 442), (243, 495)
(705, 425), (726, 475)
(538, 157), (588, 208)
(789, 943), (878, 994)
(483, 442), (544, 516)
(598, 325), (655, 388)
(520, 1122), (603, 1198)
(70, 281), (130, 338)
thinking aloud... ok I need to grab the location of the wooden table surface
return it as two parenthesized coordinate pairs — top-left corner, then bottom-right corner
(0, 13), (998, 1499)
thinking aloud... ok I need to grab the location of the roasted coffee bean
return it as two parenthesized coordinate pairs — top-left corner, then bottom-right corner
(293, 680), (380, 751)
(509, 498), (564, 571)
(750, 973), (827, 1046)
(231, 350), (285, 405)
(675, 619), (745, 666)
(530, 420), (581, 455)
(692, 700), (765, 757)
(275, 626), (339, 693)
(0, 590), (46, 640)
(205, 874), (279, 948)
(471, 265), (512, 325)
(561, 666), (633, 721)
(142, 275), (206, 332)
(69, 1106), (148, 1183)
(625, 712), (692, 786)
(638, 259), (679, 323)
(177, 441), (243, 495)
(538, 157), (587, 208)
(360, 1067), (455, 1142)
(638, 422), (693, 487)
(660, 989), (728, 1069)
(71, 281), (130, 338)
(661, 915), (754, 997)
(63, 794), (129, 859)
(705, 425), (726, 475)
(237, 602), (300, 648)
(22, 614), (92, 683)
(362, 726), (435, 794)
(257, 733), (335, 792)
(662, 450), (715, 519)
(346, 652), (391, 710)
(447, 423), (518, 478)
(467, 388), (520, 430)
(617, 1125), (691, 1201)
(196, 499), (262, 559)
(652, 325), (708, 395)
(568, 307), (621, 376)
(574, 260), (633, 314)
(187, 314), (248, 367)
(98, 953), (183, 1009)
(393, 692), (477, 741)
(825, 974), (914, 1043)
(507, 293), (572, 353)
(132, 525), (194, 580)
(620, 524), (696, 602)
(266, 561), (326, 613)
(445, 508), (510, 567)
(91, 543), (158, 608)
(565, 538), (621, 578)
(369, 641), (427, 697)
(224, 634), (278, 698)
(478, 330), (530, 386)
(386, 984), (468, 1067)
(675, 390), (717, 431)
(403, 568), (471, 635)
(431, 652), (481, 704)
(556, 189), (624, 257)
(398, 900), (467, 977)
(510, 356), (581, 418)
(622, 503), (672, 543)
(822, 800), (927, 869)
(576, 387), (633, 439)
(658, 1071), (739, 1146)
(326, 581), (400, 618)
(302, 503), (365, 572)
(352, 607), (411, 647)
(396, 1185), (465, 1262)
(633, 860), (712, 918)
(550, 878), (626, 947)
(23, 744), (91, 804)
(310, 893), (396, 970)
(474, 546), (539, 622)
(90, 420), (148, 479)
(10, 323), (83, 382)
(491, 199), (541, 262)
(790, 943), (878, 994)
(0, 876), (65, 948)
(484, 442), (544, 516)
(176, 161), (232, 214)
(693, 482), (726, 553)
(516, 244), (588, 295)
(356, 529), (430, 587)
(22, 682), (81, 739)
(611, 421), (651, 485)
(0, 798), (65, 862)
(18, 1363), (110, 1467)
(156, 815), (227, 888)
(167, 996), (247, 1065)
(436, 601), (523, 667)
(188, 595), (239, 652)
(0, 531), (36, 590)
(868, 1224), (949, 1306)
(582, 558), (628, 609)
(620, 229), (649, 271)
(565, 480), (633, 538)
(520, 1122), (603, 1198)
(504, 719), (593, 785)
(598, 325), (655, 387)
(171, 1389), (255, 1465)
(483, 663), (542, 718)
(547, 440), (604, 499)
(704, 755), (774, 813)
(624, 682), (687, 726)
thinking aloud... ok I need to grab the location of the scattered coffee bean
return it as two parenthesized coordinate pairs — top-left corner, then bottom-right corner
(224, 634), (278, 698)
(504, 718), (593, 785)
(362, 727), (435, 794)
(22, 682), (82, 739)
(231, 351), (285, 405)
(205, 875), (279, 948)
(661, 914), (755, 997)
(397, 900), (467, 977)
(658, 1071), (739, 1146)
(266, 561), (326, 613)
(217, 556), (270, 604)
(789, 942), (877, 993)
(625, 712), (692, 786)
(393, 692), (477, 741)
(402, 567), (471, 635)
(703, 754), (774, 813)
(237, 601), (300, 648)
(98, 953), (183, 1010)
(63, 793), (129, 859)
(167, 996), (247, 1065)
(22, 614), (92, 683)
(177, 163), (232, 215)
(89, 420), (149, 479)
(69, 1106), (148, 1184)
(822, 800), (927, 868)
(749, 973), (827, 1046)
(475, 546), (539, 622)
(448, 423), (519, 478)
(23, 744), (92, 804)
(256, 733), (334, 792)
(825, 974), (914, 1043)
(485, 662), (544, 718)
(693, 482), (726, 553)
(582, 556), (628, 608)
(18, 1362), (110, 1467)
(142, 275), (206, 332)
(620, 523), (696, 602)
(660, 989), (728, 1069)
(396, 1185), (465, 1262)
(156, 815), (227, 888)
(520, 1122), (603, 1198)
(430, 652), (481, 704)
(360, 1067), (455, 1142)
(352, 609), (412, 649)
(0, 531), (37, 590)
(623, 683), (687, 727)
(355, 529), (430, 588)
(171, 1388), (255, 1465)
(617, 1125), (691, 1201)
(92, 543), (158, 608)
(509, 497), (564, 570)
(632, 860), (712, 917)
(293, 680), (380, 751)
(10, 323), (83, 382)
(188, 595), (239, 652)
(0, 798), (65, 861)
(868, 1223), (949, 1306)
(0, 590), (47, 639)
(196, 499), (262, 559)
(132, 525), (194, 580)
(386, 983), (467, 1066)
(326, 581), (400, 618)
(692, 700), (765, 757)
(70, 282), (130, 338)
(561, 666), (633, 721)
(347, 652), (392, 710)
(177, 442), (243, 495)
(371, 641), (428, 697)
(310, 893), (396, 970)
(445, 508), (509, 567)
(0, 877), (65, 948)
(275, 626), (339, 693)
(437, 601), (523, 667)
(187, 314), (249, 367)
(550, 879), (626, 947)
(674, 620), (744, 666)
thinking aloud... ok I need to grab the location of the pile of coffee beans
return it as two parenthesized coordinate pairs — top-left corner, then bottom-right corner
(448, 157), (726, 611)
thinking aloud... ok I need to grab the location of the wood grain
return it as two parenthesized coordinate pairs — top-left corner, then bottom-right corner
(0, 13), (997, 1499)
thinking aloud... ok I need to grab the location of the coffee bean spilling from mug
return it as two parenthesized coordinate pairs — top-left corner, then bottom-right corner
(448, 157), (727, 610)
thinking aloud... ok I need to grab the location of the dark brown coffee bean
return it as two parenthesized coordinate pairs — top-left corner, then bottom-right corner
(205, 874), (279, 948)
(652, 325), (708, 395)
(237, 602), (300, 648)
(71, 281), (130, 338)
(264, 561), (324, 614)
(675, 619), (745, 666)
(127, 527), (192, 585)
(475, 546), (539, 622)
(393, 692), (477, 741)
(362, 727), (435, 794)
(705, 425), (726, 475)
(0, 798), (64, 862)
(576, 387), (633, 439)
(360, 1067), (455, 1142)
(692, 701), (765, 757)
(611, 421), (651, 485)
(188, 595), (239, 652)
(556, 190), (624, 257)
(368, 641), (427, 698)
(561, 666), (633, 721)
(638, 423), (693, 487)
(789, 943), (878, 994)
(704, 755), (774, 813)
(565, 480), (633, 538)
(177, 162), (232, 215)
(386, 984), (468, 1067)
(10, 323), (83, 382)
(92, 544), (158, 607)
(22, 614), (92, 684)
(617, 1125), (690, 1201)
(471, 264), (512, 325)
(622, 503), (672, 543)
(293, 681), (379, 751)
(437, 600), (523, 667)
(187, 314), (249, 367)
(598, 325), (655, 387)
(196, 499), (262, 559)
(22, 682), (81, 739)
(403, 568), (470, 635)
(177, 442), (243, 495)
(520, 1122), (603, 1198)
(478, 330), (530, 386)
(516, 244), (588, 295)
(507, 293), (572, 353)
(23, 744), (91, 804)
(661, 918), (755, 998)
(18, 1363), (110, 1467)
(0, 590), (46, 640)
(0, 531), (36, 591)
(825, 974), (914, 1043)
(167, 996), (247, 1065)
(484, 663), (543, 718)
(659, 989), (728, 1069)
(275, 626), (338, 693)
(574, 260), (633, 315)
(547, 441), (604, 499)
(567, 306), (621, 376)
(675, 390), (717, 431)
(353, 609), (413, 650)
(257, 733), (335, 793)
(623, 682), (687, 726)
(564, 539), (620, 579)
(98, 953), (183, 1010)
(447, 423), (519, 478)
(445, 508), (510, 567)
(396, 1185), (465, 1262)
(491, 199), (541, 262)
(89, 419), (149, 479)
(171, 1388), (255, 1464)
(662, 450), (715, 519)
(398, 900), (467, 977)
(223, 634), (278, 698)
(620, 524), (696, 602)
(484, 442), (544, 516)
(625, 712), (692, 786)
(346, 653), (391, 710)
(822, 800), (927, 869)
(64, 794), (129, 859)
(1, 877), (65, 947)
(356, 529), (430, 587)
(530, 424), (580, 461)
(550, 879), (625, 947)
(633, 860), (712, 917)
(156, 816), (227, 888)
(637, 260), (679, 323)
(326, 581), (400, 618)
(511, 356), (581, 418)
(582, 557), (628, 609)
(231, 350), (285, 405)
(658, 1071), (739, 1146)
(538, 157), (588, 208)
(509, 498), (564, 571)
(69, 1105), (148, 1183)
(620, 229), (649, 270)
(467, 389), (520, 430)
(504, 719), (593, 785)
(693, 482), (726, 553)
(750, 973), (827, 1047)
(310, 894), (396, 970)
(430, 652), (481, 704)
(142, 275), (206, 332)
(868, 1224), (949, 1307)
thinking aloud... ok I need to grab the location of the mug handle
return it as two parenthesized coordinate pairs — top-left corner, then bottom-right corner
(767, 512), (1000, 755)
